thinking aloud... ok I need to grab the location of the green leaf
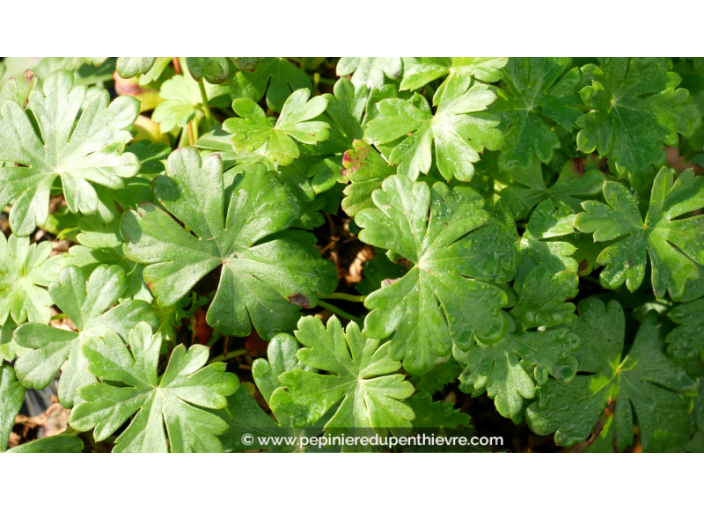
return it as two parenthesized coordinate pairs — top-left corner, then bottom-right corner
(526, 299), (698, 452)
(121, 147), (337, 339)
(152, 66), (229, 132)
(493, 58), (582, 169)
(124, 140), (171, 174)
(408, 391), (470, 429)
(63, 217), (152, 302)
(70, 322), (238, 453)
(515, 199), (579, 291)
(116, 58), (156, 79)
(230, 57), (311, 113)
(575, 167), (704, 299)
(223, 89), (330, 166)
(576, 58), (702, 189)
(400, 57), (508, 91)
(0, 70), (141, 236)
(7, 434), (83, 453)
(500, 156), (606, 221)
(355, 175), (514, 374)
(272, 315), (415, 432)
(314, 78), (367, 155)
(341, 140), (397, 217)
(0, 233), (62, 325)
(0, 365), (25, 452)
(337, 57), (402, 89)
(14, 265), (158, 408)
(356, 251), (410, 296)
(1, 317), (31, 362)
(365, 74), (503, 182)
(0, 69), (37, 108)
(455, 265), (579, 420)
(186, 57), (230, 84)
(666, 298), (704, 360)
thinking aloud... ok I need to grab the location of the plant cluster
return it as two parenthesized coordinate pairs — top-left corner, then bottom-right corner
(1, 56), (704, 453)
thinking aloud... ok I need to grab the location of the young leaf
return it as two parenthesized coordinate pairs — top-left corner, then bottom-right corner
(493, 58), (582, 169)
(356, 175), (514, 374)
(70, 322), (238, 453)
(575, 167), (704, 299)
(0, 70), (140, 235)
(576, 58), (702, 189)
(271, 315), (416, 432)
(116, 58), (157, 79)
(400, 57), (508, 91)
(526, 299), (698, 452)
(665, 298), (704, 360)
(408, 391), (470, 429)
(499, 156), (605, 220)
(0, 365), (25, 453)
(223, 89), (330, 166)
(365, 74), (503, 182)
(230, 57), (311, 112)
(455, 265), (580, 420)
(313, 78), (367, 155)
(14, 265), (158, 407)
(186, 57), (230, 84)
(121, 147), (337, 339)
(341, 140), (396, 217)
(63, 217), (152, 302)
(0, 233), (62, 325)
(152, 68), (229, 132)
(337, 57), (402, 89)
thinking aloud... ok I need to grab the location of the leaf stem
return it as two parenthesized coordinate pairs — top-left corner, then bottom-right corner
(198, 80), (214, 131)
(321, 292), (366, 303)
(51, 313), (67, 321)
(173, 57), (182, 74)
(187, 121), (195, 146)
(209, 348), (247, 364)
(317, 300), (363, 325)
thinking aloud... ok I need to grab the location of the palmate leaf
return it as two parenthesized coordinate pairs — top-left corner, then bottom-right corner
(312, 78), (367, 156)
(0, 365), (25, 452)
(400, 57), (508, 91)
(337, 58), (402, 89)
(152, 62), (230, 132)
(70, 322), (238, 453)
(223, 89), (330, 166)
(499, 156), (605, 220)
(0, 233), (62, 326)
(515, 199), (579, 291)
(365, 73), (503, 182)
(186, 57), (231, 84)
(121, 147), (336, 339)
(216, 334), (332, 452)
(576, 167), (704, 299)
(356, 175), (517, 374)
(341, 140), (396, 217)
(408, 391), (470, 429)
(14, 265), (158, 408)
(455, 265), (580, 420)
(230, 57), (311, 113)
(0, 70), (140, 236)
(665, 298), (704, 360)
(271, 315), (416, 432)
(63, 217), (152, 302)
(526, 299), (698, 452)
(576, 57), (702, 190)
(493, 57), (582, 169)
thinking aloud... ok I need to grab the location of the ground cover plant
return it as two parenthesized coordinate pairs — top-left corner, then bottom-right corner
(1, 56), (704, 453)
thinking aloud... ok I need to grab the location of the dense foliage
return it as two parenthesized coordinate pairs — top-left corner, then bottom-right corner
(1, 57), (704, 453)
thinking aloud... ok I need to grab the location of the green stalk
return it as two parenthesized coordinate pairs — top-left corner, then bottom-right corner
(198, 80), (214, 131)
(209, 349), (247, 364)
(317, 300), (363, 325)
(321, 292), (365, 303)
